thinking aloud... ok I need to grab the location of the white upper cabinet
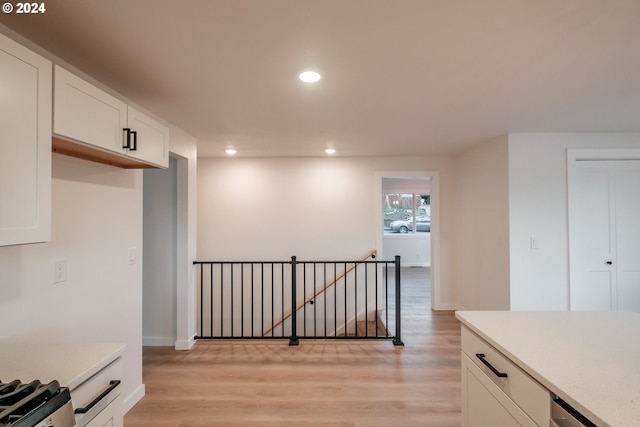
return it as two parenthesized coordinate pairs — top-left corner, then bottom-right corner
(0, 33), (52, 246)
(53, 65), (169, 169)
(53, 65), (127, 154)
(126, 106), (169, 168)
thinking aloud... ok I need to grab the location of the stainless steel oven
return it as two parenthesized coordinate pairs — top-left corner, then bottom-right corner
(0, 379), (75, 427)
(551, 396), (597, 427)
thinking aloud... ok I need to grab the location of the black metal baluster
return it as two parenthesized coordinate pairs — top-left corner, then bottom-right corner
(240, 263), (244, 337)
(220, 264), (224, 336)
(199, 264), (203, 337)
(335, 262), (339, 336)
(261, 263), (264, 337)
(251, 263), (255, 337)
(375, 263), (379, 337)
(303, 263), (307, 337)
(344, 262), (347, 336)
(385, 263), (389, 338)
(354, 263), (358, 337)
(281, 263), (284, 337)
(313, 263), (317, 338)
(210, 264), (214, 337)
(364, 263), (368, 337)
(230, 264), (234, 337)
(271, 263), (275, 337)
(323, 263), (327, 338)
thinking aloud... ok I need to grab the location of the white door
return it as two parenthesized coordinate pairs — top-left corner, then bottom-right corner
(569, 160), (640, 311)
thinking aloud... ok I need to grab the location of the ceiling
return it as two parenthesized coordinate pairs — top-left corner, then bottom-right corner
(3, 0), (640, 158)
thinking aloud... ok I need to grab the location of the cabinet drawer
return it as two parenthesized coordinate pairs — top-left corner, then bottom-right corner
(461, 327), (549, 427)
(462, 353), (536, 427)
(71, 357), (123, 427)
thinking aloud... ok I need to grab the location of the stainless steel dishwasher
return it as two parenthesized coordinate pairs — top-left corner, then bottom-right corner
(551, 396), (598, 427)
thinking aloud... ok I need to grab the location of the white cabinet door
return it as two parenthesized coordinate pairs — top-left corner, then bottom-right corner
(462, 354), (537, 427)
(53, 66), (168, 169)
(53, 65), (128, 154)
(126, 107), (169, 168)
(0, 33), (52, 246)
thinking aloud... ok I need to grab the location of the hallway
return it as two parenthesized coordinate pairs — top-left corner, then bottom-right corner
(124, 268), (461, 426)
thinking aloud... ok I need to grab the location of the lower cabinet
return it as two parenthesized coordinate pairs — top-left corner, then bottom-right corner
(84, 394), (123, 427)
(71, 357), (123, 427)
(462, 354), (537, 426)
(461, 326), (550, 427)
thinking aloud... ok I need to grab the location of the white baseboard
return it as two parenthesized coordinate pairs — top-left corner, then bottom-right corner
(142, 336), (174, 346)
(174, 334), (196, 351)
(123, 383), (145, 414)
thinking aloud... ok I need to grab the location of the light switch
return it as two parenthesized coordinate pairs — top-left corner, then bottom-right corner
(530, 237), (538, 250)
(129, 247), (137, 265)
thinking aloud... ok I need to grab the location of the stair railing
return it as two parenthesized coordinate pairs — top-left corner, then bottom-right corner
(193, 253), (403, 346)
(263, 249), (377, 337)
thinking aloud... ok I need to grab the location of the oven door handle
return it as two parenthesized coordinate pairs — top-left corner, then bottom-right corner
(74, 380), (121, 414)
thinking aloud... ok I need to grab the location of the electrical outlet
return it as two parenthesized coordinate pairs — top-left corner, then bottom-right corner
(53, 260), (67, 283)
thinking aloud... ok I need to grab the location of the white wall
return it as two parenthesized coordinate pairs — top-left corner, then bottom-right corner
(197, 156), (457, 308)
(0, 154), (144, 411)
(456, 135), (510, 310)
(167, 128), (198, 350)
(382, 235), (431, 267)
(508, 133), (640, 310)
(143, 157), (177, 345)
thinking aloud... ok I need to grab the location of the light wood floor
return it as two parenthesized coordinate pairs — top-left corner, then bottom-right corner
(124, 268), (461, 426)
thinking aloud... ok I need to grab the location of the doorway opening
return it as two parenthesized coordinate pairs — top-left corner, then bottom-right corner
(142, 154), (189, 348)
(376, 172), (441, 310)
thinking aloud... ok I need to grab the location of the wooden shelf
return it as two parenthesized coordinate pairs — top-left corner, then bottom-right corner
(52, 136), (160, 169)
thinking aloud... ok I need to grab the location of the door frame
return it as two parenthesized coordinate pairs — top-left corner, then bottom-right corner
(375, 171), (441, 310)
(567, 148), (640, 309)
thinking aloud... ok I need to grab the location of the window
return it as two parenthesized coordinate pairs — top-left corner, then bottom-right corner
(383, 193), (430, 234)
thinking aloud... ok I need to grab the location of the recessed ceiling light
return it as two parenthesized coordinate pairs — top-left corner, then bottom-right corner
(225, 148), (237, 155)
(299, 70), (321, 83)
(325, 148), (336, 155)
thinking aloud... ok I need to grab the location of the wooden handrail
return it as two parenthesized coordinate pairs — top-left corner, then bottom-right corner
(263, 249), (377, 336)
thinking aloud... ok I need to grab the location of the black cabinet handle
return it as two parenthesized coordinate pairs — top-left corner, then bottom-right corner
(123, 128), (131, 149)
(476, 353), (508, 378)
(74, 380), (121, 414)
(130, 130), (137, 151)
(606, 260), (613, 265)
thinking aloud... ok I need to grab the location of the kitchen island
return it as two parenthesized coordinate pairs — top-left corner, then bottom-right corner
(456, 311), (640, 427)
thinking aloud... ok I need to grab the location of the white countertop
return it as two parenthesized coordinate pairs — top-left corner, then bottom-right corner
(0, 342), (125, 390)
(456, 311), (640, 427)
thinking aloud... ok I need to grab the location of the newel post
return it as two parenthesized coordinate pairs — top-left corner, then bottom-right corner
(393, 255), (404, 346)
(289, 255), (300, 346)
